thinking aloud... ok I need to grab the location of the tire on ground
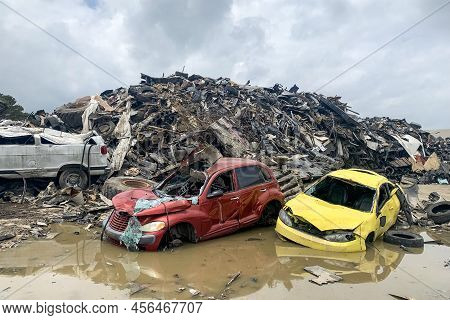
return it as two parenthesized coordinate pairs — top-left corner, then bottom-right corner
(58, 168), (88, 189)
(102, 176), (155, 199)
(426, 201), (450, 225)
(383, 230), (424, 248)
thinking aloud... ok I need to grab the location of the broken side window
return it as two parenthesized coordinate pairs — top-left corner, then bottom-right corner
(261, 167), (272, 182)
(235, 165), (266, 189)
(377, 183), (390, 210)
(40, 137), (56, 144)
(0, 135), (35, 145)
(305, 176), (375, 213)
(208, 170), (234, 195)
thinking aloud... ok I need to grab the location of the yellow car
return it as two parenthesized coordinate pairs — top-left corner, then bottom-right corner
(275, 169), (401, 252)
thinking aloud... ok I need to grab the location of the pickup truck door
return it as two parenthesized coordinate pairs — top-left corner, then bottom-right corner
(34, 136), (75, 177)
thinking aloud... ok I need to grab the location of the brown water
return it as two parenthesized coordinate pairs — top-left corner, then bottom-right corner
(0, 224), (449, 300)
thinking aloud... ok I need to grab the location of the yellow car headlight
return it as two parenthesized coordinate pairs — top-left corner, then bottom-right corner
(279, 208), (294, 227)
(140, 221), (166, 232)
(323, 231), (355, 242)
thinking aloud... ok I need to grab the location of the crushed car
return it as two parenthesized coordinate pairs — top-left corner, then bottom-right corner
(103, 153), (284, 251)
(275, 169), (404, 252)
(0, 126), (109, 189)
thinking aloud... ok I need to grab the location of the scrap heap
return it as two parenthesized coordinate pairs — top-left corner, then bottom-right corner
(47, 72), (448, 199)
(1, 72), (449, 249)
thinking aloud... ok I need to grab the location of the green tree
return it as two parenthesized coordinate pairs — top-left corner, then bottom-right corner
(0, 93), (29, 121)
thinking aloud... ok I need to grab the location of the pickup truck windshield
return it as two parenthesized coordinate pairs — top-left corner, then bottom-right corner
(305, 176), (375, 212)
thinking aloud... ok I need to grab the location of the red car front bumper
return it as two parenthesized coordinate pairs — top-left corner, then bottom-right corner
(103, 212), (166, 251)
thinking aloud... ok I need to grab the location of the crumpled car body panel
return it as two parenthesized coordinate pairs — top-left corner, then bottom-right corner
(276, 220), (366, 252)
(285, 193), (369, 231)
(275, 169), (401, 252)
(105, 158), (285, 251)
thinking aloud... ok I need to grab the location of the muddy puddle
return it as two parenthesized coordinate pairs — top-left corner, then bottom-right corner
(0, 224), (449, 300)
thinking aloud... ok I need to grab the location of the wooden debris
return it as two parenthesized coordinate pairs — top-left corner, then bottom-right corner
(45, 232), (60, 240)
(189, 288), (200, 296)
(389, 293), (413, 300)
(226, 272), (241, 287)
(304, 266), (342, 285)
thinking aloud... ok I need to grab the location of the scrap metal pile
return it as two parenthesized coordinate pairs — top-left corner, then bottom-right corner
(46, 72), (448, 198)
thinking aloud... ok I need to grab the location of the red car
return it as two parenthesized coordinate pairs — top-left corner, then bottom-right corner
(103, 157), (284, 251)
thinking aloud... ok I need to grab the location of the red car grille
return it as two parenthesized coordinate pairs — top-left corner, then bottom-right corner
(109, 211), (130, 232)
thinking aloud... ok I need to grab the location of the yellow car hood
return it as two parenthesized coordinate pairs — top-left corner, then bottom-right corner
(287, 193), (369, 231)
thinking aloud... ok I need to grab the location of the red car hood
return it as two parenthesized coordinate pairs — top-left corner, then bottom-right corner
(111, 188), (191, 216)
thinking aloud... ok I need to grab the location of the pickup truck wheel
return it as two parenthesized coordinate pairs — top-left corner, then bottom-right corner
(59, 169), (88, 189)
(383, 230), (424, 248)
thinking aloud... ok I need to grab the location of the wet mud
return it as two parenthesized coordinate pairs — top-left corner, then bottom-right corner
(0, 224), (449, 300)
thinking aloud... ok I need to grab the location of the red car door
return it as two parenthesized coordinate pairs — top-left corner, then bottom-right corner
(234, 165), (269, 227)
(201, 170), (240, 239)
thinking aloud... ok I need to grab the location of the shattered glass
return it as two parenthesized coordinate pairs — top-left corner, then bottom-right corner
(134, 197), (175, 213)
(120, 216), (142, 251)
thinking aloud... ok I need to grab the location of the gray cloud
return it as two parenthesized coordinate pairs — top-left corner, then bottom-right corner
(0, 0), (448, 128)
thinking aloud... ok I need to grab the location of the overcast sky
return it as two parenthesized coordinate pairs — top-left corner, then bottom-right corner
(0, 0), (449, 129)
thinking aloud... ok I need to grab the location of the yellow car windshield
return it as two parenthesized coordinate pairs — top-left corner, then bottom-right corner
(304, 176), (375, 212)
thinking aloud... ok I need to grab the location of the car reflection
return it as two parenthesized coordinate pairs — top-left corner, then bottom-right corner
(273, 240), (406, 285)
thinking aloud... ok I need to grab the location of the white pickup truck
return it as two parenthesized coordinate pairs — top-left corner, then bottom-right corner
(0, 126), (109, 188)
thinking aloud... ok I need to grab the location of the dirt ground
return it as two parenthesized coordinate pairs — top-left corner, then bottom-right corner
(0, 201), (109, 250)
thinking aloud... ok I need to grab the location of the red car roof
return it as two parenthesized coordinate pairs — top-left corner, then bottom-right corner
(206, 157), (263, 175)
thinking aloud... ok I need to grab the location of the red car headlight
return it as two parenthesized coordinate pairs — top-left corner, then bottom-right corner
(140, 221), (166, 232)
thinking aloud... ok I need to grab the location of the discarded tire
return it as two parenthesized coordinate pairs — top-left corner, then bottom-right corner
(93, 120), (116, 138)
(426, 201), (450, 224)
(102, 176), (155, 199)
(54, 96), (90, 129)
(383, 230), (424, 248)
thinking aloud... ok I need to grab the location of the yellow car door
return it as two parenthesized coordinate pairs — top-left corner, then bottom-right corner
(376, 183), (400, 236)
(384, 185), (401, 230)
(375, 183), (390, 237)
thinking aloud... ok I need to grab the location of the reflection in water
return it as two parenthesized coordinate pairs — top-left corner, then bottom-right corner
(274, 241), (406, 285)
(0, 224), (415, 299)
(426, 229), (450, 246)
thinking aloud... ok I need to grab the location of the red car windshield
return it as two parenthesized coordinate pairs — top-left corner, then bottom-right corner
(155, 166), (207, 198)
